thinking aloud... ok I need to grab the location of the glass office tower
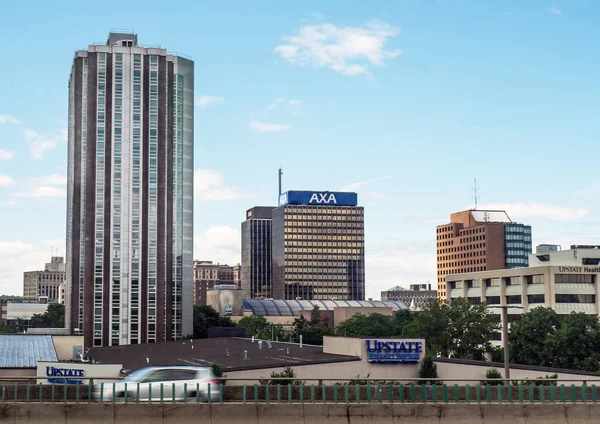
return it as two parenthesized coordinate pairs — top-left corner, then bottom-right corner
(271, 191), (365, 300)
(65, 32), (194, 348)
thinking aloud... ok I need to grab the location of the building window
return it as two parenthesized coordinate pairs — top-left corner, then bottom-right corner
(467, 297), (481, 304)
(486, 296), (501, 305)
(555, 294), (596, 303)
(525, 275), (544, 284)
(528, 294), (545, 303)
(506, 295), (522, 304)
(485, 278), (500, 287)
(504, 277), (521, 286)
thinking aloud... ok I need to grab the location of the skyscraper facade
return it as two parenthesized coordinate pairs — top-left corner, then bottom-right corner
(436, 210), (531, 299)
(65, 32), (194, 348)
(272, 191), (365, 300)
(241, 207), (274, 299)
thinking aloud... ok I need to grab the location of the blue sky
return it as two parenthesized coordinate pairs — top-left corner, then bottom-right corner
(1, 0), (599, 298)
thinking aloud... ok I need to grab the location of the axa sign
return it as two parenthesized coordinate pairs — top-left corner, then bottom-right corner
(309, 193), (337, 204)
(279, 191), (358, 207)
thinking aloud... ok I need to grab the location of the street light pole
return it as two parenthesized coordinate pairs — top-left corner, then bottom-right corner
(487, 304), (523, 380)
(501, 306), (510, 380)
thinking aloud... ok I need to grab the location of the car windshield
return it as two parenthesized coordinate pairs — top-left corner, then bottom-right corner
(122, 368), (152, 382)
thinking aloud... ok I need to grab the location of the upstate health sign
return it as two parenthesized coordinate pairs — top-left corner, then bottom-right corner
(36, 361), (123, 385)
(365, 339), (425, 364)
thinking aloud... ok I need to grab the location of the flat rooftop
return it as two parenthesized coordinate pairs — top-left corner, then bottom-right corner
(88, 337), (359, 373)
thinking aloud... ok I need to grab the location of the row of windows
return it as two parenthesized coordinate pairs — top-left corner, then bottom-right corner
(555, 274), (595, 284)
(472, 294), (596, 305)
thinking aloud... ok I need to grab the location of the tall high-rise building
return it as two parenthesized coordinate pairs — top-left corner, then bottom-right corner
(241, 207), (274, 299)
(23, 257), (66, 303)
(65, 32), (194, 348)
(272, 191), (365, 300)
(436, 210), (531, 299)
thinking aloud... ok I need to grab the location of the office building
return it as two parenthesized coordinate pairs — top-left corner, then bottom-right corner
(436, 210), (531, 299)
(447, 245), (600, 344)
(23, 257), (66, 303)
(193, 261), (240, 306)
(272, 191), (365, 300)
(380, 284), (437, 311)
(241, 207), (275, 299)
(65, 31), (194, 348)
(536, 244), (560, 254)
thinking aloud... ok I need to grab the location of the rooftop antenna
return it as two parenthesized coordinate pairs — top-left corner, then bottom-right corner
(278, 167), (283, 197)
(473, 178), (479, 210)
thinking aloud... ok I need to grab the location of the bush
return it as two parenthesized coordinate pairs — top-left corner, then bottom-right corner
(418, 357), (440, 385)
(259, 366), (303, 385)
(483, 368), (503, 385)
(211, 362), (226, 385)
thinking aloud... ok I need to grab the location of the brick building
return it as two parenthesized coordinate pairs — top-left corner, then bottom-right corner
(436, 210), (531, 299)
(193, 261), (241, 306)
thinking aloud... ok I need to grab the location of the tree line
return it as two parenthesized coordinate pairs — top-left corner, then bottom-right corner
(193, 299), (600, 373)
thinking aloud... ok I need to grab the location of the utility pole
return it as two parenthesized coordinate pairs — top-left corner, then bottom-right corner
(501, 306), (509, 379)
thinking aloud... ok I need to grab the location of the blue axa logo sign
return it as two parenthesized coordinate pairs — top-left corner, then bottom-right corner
(309, 193), (337, 204)
(366, 340), (423, 364)
(279, 191), (358, 207)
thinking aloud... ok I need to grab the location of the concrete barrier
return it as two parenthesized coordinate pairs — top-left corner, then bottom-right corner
(4, 402), (600, 423)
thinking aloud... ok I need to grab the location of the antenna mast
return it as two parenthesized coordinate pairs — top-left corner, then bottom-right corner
(278, 167), (283, 196)
(473, 178), (479, 210)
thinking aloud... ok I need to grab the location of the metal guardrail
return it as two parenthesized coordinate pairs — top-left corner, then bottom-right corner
(2, 378), (600, 404)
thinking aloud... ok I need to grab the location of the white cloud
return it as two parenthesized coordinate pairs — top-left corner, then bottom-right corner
(194, 169), (253, 201)
(275, 20), (401, 76)
(340, 176), (393, 192)
(478, 202), (590, 221)
(27, 174), (67, 185)
(196, 96), (225, 108)
(0, 149), (14, 160)
(250, 121), (290, 132)
(0, 199), (17, 206)
(550, 5), (562, 15)
(265, 98), (310, 117)
(13, 186), (66, 197)
(0, 174), (15, 187)
(29, 129), (66, 160)
(366, 242), (437, 300)
(194, 226), (241, 265)
(0, 115), (21, 125)
(0, 241), (63, 295)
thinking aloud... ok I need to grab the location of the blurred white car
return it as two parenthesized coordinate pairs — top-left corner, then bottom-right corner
(93, 366), (221, 402)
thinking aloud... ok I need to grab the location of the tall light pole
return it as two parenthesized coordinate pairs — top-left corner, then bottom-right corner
(487, 305), (523, 379)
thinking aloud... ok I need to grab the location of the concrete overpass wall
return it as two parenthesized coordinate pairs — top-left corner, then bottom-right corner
(2, 403), (600, 423)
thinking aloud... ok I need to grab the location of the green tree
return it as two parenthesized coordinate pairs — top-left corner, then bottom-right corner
(297, 326), (333, 345)
(444, 298), (499, 359)
(402, 299), (450, 356)
(335, 313), (396, 337)
(509, 307), (561, 366)
(193, 305), (235, 339)
(418, 356), (439, 385)
(391, 309), (414, 335)
(402, 298), (499, 359)
(0, 323), (14, 334)
(543, 312), (600, 371)
(237, 315), (269, 336)
(255, 323), (291, 341)
(29, 304), (65, 328)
